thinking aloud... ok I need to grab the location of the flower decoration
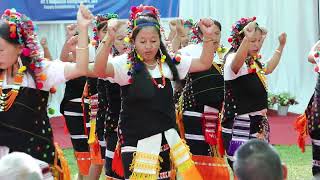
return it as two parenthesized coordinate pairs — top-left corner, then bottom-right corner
(228, 16), (256, 49)
(313, 51), (320, 72)
(92, 13), (119, 46)
(2, 8), (47, 89)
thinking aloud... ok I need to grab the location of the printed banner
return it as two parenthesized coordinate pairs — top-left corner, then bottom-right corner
(0, 0), (179, 21)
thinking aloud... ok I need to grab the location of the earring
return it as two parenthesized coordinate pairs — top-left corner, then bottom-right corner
(137, 53), (143, 61)
(124, 37), (130, 43)
(159, 49), (166, 63)
(161, 55), (166, 63)
(17, 56), (23, 67)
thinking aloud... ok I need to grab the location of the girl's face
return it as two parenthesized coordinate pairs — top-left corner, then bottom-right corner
(134, 26), (160, 62)
(248, 30), (263, 56)
(113, 24), (128, 55)
(0, 37), (20, 69)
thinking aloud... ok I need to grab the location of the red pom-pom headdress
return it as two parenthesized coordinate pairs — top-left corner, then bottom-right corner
(92, 13), (119, 45)
(190, 21), (203, 44)
(130, 5), (160, 22)
(128, 5), (161, 33)
(1, 9), (47, 89)
(228, 16), (256, 50)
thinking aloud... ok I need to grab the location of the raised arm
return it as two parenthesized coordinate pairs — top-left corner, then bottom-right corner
(167, 19), (177, 42)
(231, 22), (257, 74)
(64, 3), (93, 80)
(171, 19), (187, 52)
(93, 20), (123, 78)
(188, 18), (219, 73)
(60, 24), (78, 62)
(40, 37), (53, 60)
(264, 32), (287, 75)
(60, 36), (78, 62)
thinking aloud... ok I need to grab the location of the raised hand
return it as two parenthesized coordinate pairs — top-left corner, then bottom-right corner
(278, 32), (287, 47)
(77, 3), (94, 28)
(169, 19), (177, 32)
(199, 18), (220, 51)
(40, 37), (48, 48)
(199, 18), (219, 41)
(175, 19), (186, 36)
(101, 19), (125, 43)
(66, 24), (77, 40)
(66, 35), (78, 52)
(244, 21), (257, 40)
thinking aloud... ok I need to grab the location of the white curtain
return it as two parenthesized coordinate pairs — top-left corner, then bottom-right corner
(35, 22), (73, 60)
(180, 0), (319, 113)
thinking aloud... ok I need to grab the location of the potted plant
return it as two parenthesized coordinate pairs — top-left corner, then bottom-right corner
(275, 92), (298, 116)
(267, 93), (277, 109)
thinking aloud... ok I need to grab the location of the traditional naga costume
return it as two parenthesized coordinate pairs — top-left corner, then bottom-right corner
(84, 77), (104, 166)
(61, 76), (92, 175)
(0, 9), (70, 179)
(222, 17), (269, 167)
(96, 76), (123, 179)
(295, 50), (320, 176)
(91, 13), (124, 179)
(106, 5), (202, 180)
(176, 42), (232, 179)
(60, 34), (96, 174)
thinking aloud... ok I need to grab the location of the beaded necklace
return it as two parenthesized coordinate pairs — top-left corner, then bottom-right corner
(150, 60), (166, 88)
(127, 54), (167, 88)
(245, 54), (268, 90)
(0, 65), (27, 111)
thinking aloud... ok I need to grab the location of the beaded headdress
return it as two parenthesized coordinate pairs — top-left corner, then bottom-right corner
(228, 16), (256, 49)
(1, 9), (47, 89)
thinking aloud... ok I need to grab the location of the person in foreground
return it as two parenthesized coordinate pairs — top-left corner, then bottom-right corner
(233, 139), (287, 180)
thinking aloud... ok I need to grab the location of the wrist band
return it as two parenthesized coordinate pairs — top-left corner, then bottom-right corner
(76, 46), (89, 50)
